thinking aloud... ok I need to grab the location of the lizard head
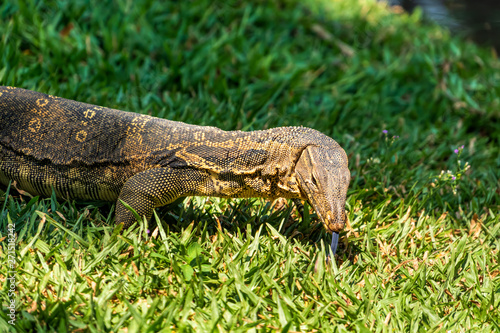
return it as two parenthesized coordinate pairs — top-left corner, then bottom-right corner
(295, 145), (350, 233)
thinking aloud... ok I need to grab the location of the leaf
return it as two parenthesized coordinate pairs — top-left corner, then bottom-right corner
(468, 213), (482, 239)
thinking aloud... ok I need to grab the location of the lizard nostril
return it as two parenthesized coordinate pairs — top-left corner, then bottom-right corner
(326, 211), (332, 221)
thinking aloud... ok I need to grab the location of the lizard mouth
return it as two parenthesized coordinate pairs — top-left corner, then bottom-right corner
(322, 210), (345, 233)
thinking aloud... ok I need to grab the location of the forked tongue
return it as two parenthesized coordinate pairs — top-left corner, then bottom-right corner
(317, 232), (340, 270)
(323, 232), (339, 267)
(330, 231), (339, 256)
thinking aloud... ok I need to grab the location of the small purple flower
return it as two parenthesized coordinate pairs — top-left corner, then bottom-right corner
(461, 145), (464, 149)
(382, 130), (388, 134)
(454, 149), (459, 154)
(147, 229), (150, 234)
(452, 176), (456, 180)
(393, 135), (399, 139)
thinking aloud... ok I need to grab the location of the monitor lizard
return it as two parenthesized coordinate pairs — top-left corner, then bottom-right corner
(0, 86), (350, 255)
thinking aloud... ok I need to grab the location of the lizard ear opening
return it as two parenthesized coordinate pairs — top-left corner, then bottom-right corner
(295, 146), (317, 194)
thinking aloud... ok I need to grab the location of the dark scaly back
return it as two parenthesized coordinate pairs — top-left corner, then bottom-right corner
(0, 86), (176, 165)
(0, 86), (342, 176)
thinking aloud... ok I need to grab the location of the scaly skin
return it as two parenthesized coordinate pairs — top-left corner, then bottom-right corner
(0, 86), (350, 254)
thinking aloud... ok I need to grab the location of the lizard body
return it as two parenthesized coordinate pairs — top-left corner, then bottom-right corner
(0, 86), (350, 253)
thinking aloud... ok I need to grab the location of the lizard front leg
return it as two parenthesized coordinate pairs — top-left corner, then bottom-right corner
(115, 167), (208, 228)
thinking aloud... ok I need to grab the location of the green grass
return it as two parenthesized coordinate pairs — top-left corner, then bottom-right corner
(1, 0), (499, 331)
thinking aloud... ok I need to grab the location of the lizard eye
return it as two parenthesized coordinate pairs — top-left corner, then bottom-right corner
(311, 174), (319, 187)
